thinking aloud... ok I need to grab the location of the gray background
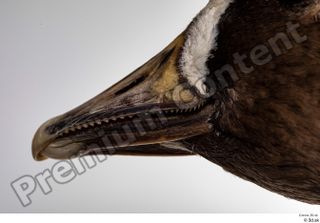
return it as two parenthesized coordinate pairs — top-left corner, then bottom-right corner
(1, 0), (319, 212)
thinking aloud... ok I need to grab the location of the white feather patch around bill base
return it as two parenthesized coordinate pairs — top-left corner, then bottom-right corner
(179, 0), (234, 97)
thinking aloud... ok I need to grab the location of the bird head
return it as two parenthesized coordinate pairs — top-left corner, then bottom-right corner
(32, 0), (320, 204)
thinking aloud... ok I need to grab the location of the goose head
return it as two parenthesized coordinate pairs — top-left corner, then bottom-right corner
(32, 0), (320, 204)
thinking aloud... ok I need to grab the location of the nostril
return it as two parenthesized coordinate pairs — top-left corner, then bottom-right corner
(114, 47), (176, 96)
(114, 75), (147, 95)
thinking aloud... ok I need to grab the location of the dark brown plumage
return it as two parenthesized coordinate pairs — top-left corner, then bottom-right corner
(184, 0), (320, 204)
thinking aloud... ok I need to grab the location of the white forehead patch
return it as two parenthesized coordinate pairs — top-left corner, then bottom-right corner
(179, 0), (234, 96)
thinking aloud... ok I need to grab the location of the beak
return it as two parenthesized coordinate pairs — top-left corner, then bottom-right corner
(32, 33), (214, 161)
